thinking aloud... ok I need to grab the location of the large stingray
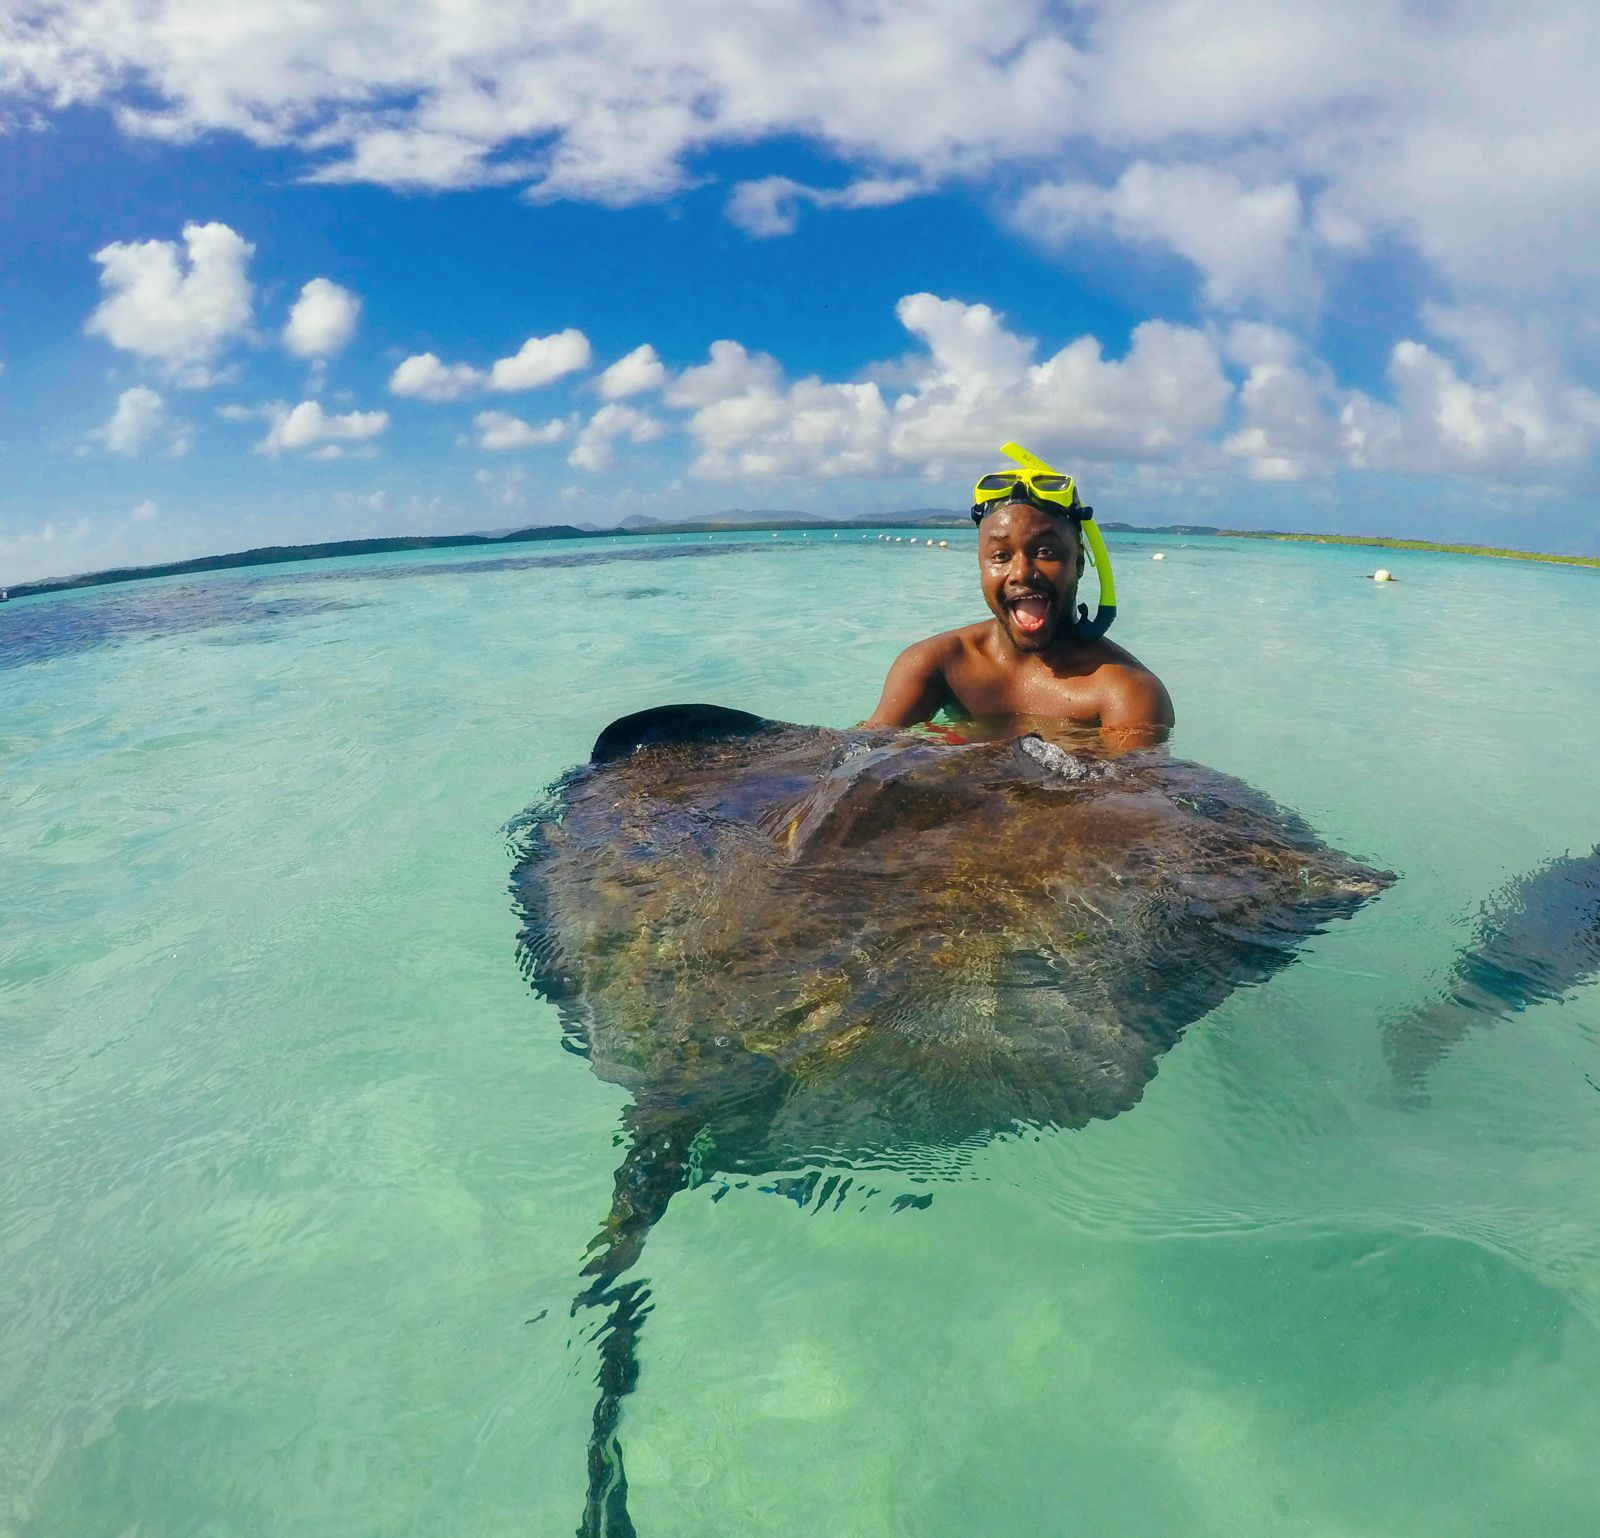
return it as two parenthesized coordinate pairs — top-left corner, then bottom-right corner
(511, 705), (1393, 1536)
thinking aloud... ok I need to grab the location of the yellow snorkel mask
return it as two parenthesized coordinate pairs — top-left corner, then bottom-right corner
(971, 442), (1118, 640)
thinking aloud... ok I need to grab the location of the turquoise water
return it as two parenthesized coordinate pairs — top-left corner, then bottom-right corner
(3, 529), (1599, 1536)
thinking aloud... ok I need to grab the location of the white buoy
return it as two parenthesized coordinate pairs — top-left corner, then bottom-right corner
(938, 540), (949, 548)
(1373, 567), (1394, 582)
(909, 538), (918, 544)
(1152, 552), (1165, 561)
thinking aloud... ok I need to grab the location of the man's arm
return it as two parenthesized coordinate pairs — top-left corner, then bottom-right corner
(863, 637), (950, 728)
(1096, 664), (1175, 750)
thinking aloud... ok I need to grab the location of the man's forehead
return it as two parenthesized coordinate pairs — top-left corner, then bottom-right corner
(977, 502), (1075, 542)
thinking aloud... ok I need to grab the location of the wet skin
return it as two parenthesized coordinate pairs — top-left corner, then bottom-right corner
(865, 501), (1175, 748)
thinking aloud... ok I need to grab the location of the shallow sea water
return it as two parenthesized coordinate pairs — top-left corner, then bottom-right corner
(2, 529), (1598, 1536)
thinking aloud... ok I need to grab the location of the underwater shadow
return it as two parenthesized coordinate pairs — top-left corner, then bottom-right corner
(254, 540), (787, 588)
(0, 583), (361, 672)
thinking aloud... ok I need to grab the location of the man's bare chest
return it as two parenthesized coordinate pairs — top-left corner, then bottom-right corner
(945, 655), (1104, 723)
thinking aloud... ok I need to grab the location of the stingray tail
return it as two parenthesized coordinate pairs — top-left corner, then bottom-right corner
(573, 1105), (699, 1538)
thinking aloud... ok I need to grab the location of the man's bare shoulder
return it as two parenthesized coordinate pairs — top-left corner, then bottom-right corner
(865, 623), (997, 728)
(1077, 639), (1174, 732)
(899, 621), (992, 665)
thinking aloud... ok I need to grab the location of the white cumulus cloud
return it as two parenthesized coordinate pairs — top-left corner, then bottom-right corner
(97, 385), (193, 457)
(1017, 163), (1319, 313)
(84, 221), (255, 386)
(661, 293), (1231, 481)
(257, 400), (389, 455)
(569, 404), (665, 471)
(1341, 341), (1600, 479)
(725, 175), (925, 238)
(0, 1), (1082, 201)
(889, 293), (1036, 387)
(390, 330), (591, 400)
(473, 410), (568, 450)
(1219, 324), (1342, 482)
(597, 344), (666, 400)
(306, 129), (536, 192)
(10, 0), (1595, 512)
(664, 340), (785, 410)
(489, 329), (592, 392)
(389, 352), (485, 401)
(1213, 314), (1600, 485)
(283, 277), (360, 359)
(12, 0), (1597, 342)
(0, 517), (96, 585)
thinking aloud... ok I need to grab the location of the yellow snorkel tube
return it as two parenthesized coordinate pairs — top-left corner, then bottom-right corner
(971, 442), (1118, 641)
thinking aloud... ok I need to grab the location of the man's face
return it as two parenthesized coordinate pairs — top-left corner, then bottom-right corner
(977, 502), (1080, 652)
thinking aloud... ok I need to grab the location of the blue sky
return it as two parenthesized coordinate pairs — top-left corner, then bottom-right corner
(2, 0), (1597, 583)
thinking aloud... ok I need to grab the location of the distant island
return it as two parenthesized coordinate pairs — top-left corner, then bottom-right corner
(3, 509), (1595, 601)
(1099, 522), (1223, 536)
(1, 523), (596, 601)
(1216, 530), (1600, 569)
(0, 508), (965, 599)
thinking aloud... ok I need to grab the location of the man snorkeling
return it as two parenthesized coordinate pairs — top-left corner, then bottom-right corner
(865, 443), (1174, 749)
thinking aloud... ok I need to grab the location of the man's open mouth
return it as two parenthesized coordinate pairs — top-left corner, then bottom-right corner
(1006, 592), (1053, 634)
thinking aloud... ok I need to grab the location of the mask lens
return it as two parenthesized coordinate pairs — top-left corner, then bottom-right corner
(1032, 475), (1069, 492)
(976, 473), (1018, 491)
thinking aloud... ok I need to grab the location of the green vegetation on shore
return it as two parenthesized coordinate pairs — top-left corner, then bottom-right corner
(1219, 530), (1600, 569)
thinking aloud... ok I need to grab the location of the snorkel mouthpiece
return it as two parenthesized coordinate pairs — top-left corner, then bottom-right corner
(973, 442), (1118, 641)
